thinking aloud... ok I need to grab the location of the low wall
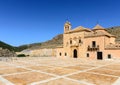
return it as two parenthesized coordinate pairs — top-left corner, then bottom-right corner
(30, 48), (56, 57)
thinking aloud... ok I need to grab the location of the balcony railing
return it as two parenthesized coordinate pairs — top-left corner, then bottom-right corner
(87, 45), (99, 51)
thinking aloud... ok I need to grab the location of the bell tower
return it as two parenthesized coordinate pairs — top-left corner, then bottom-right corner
(64, 21), (71, 33)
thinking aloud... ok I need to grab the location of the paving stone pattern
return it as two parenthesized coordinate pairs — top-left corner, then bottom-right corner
(0, 57), (119, 85)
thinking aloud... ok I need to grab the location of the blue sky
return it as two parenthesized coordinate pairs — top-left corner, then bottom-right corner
(0, 0), (120, 46)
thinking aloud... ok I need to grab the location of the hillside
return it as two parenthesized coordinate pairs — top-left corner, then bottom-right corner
(0, 41), (16, 57)
(0, 41), (28, 52)
(106, 26), (120, 42)
(0, 41), (15, 51)
(29, 34), (63, 49)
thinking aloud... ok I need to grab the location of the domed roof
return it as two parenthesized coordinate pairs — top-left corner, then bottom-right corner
(85, 24), (116, 38)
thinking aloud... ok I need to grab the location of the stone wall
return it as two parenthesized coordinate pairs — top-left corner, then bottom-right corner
(29, 48), (56, 57)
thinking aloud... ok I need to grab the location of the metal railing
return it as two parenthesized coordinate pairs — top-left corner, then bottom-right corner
(87, 45), (99, 51)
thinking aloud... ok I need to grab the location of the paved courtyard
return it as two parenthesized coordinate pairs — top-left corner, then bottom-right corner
(0, 57), (120, 85)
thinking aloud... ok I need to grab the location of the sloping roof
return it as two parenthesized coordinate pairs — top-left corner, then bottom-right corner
(85, 30), (116, 38)
(93, 24), (105, 30)
(105, 43), (120, 49)
(72, 26), (84, 31)
(69, 26), (91, 33)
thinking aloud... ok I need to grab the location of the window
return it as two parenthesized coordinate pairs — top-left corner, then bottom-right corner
(108, 54), (111, 59)
(79, 37), (81, 43)
(70, 40), (72, 44)
(92, 41), (96, 47)
(59, 53), (62, 56)
(65, 25), (69, 30)
(65, 53), (67, 56)
(79, 39), (81, 43)
(87, 53), (89, 57)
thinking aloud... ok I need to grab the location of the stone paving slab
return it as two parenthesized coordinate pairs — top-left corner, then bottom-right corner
(88, 68), (120, 77)
(3, 71), (53, 85)
(102, 64), (120, 70)
(8, 62), (36, 67)
(0, 57), (119, 85)
(64, 65), (95, 71)
(77, 64), (96, 67)
(28, 66), (53, 71)
(40, 78), (86, 85)
(0, 66), (15, 70)
(42, 67), (78, 75)
(0, 68), (29, 75)
(67, 72), (118, 85)
(0, 81), (6, 85)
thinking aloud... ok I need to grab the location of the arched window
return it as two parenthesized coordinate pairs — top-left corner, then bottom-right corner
(70, 40), (72, 44)
(73, 49), (77, 58)
(65, 25), (69, 30)
(79, 37), (81, 43)
(65, 53), (67, 56)
(59, 53), (62, 56)
(79, 39), (81, 43)
(87, 53), (89, 57)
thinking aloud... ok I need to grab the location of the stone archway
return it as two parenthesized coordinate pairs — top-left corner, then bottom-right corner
(73, 49), (77, 58)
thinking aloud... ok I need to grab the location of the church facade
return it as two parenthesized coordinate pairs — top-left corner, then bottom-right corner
(56, 21), (120, 60)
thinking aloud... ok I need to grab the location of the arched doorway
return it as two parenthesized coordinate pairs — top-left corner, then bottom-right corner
(73, 49), (77, 58)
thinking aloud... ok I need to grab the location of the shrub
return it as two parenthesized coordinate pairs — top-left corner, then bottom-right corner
(26, 55), (29, 56)
(17, 54), (26, 57)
